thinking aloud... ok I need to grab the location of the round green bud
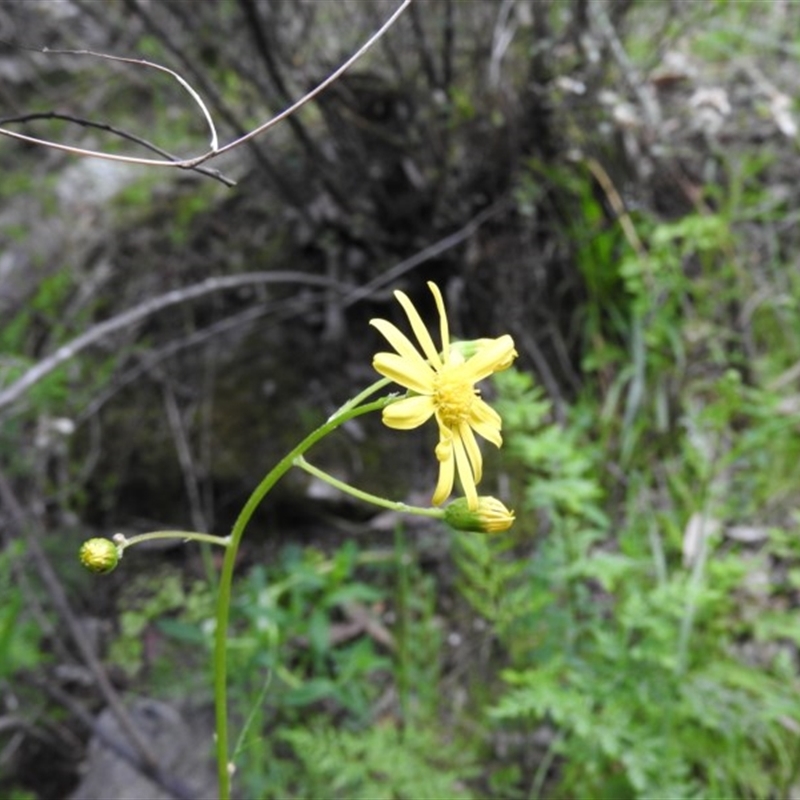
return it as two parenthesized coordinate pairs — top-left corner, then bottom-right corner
(79, 538), (120, 574)
(443, 496), (515, 534)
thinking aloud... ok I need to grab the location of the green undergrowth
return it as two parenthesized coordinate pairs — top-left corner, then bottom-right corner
(479, 368), (800, 798)
(92, 171), (800, 798)
(105, 536), (472, 799)
(451, 152), (800, 796)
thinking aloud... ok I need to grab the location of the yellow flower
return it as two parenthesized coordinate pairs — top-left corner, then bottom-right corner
(370, 282), (517, 510)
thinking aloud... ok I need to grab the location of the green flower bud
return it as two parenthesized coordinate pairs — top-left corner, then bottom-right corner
(444, 496), (515, 534)
(79, 538), (120, 574)
(451, 336), (517, 371)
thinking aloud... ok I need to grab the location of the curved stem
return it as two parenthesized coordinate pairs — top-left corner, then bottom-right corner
(329, 376), (392, 419)
(117, 531), (230, 550)
(213, 387), (393, 799)
(293, 455), (444, 520)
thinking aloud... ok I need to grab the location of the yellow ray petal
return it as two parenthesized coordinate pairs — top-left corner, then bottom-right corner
(394, 290), (442, 369)
(427, 282), (450, 366)
(432, 437), (455, 506)
(459, 422), (483, 484)
(382, 395), (436, 430)
(470, 420), (502, 448)
(452, 434), (479, 510)
(373, 353), (435, 394)
(470, 397), (503, 439)
(370, 319), (429, 365)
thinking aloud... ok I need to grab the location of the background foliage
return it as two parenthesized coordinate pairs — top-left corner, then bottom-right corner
(2, 1), (800, 797)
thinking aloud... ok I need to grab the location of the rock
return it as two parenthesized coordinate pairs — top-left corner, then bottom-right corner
(70, 698), (216, 800)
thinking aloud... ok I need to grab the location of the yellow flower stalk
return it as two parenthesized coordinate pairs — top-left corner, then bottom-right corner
(370, 281), (517, 510)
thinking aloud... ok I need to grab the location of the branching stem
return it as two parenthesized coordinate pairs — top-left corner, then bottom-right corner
(0, 0), (413, 171)
(212, 385), (393, 800)
(115, 531), (230, 550)
(294, 455), (443, 520)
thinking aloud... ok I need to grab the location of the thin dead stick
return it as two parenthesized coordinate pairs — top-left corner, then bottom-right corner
(0, 471), (169, 792)
(0, 46), (217, 157)
(340, 200), (509, 308)
(46, 46), (219, 148)
(583, 156), (646, 258)
(0, 0), (413, 170)
(0, 111), (234, 185)
(0, 202), (501, 415)
(0, 272), (352, 414)
(590, 1), (661, 131)
(161, 378), (208, 535)
(74, 305), (274, 425)
(73, 291), (333, 426)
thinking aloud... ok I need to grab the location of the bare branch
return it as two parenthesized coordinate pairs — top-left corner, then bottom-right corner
(0, 111), (234, 186)
(120, 0), (299, 201)
(212, 0), (413, 158)
(590, 1), (661, 130)
(0, 0), (413, 171)
(42, 45), (220, 149)
(489, 0), (518, 88)
(73, 291), (336, 427)
(0, 272), (353, 415)
(408, 0), (440, 89)
(340, 200), (508, 308)
(0, 45), (218, 163)
(161, 378), (209, 535)
(0, 472), (180, 796)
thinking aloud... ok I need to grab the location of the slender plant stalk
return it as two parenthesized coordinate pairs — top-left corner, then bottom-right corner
(394, 524), (411, 734)
(118, 531), (230, 549)
(213, 386), (393, 799)
(293, 456), (444, 520)
(676, 505), (713, 675)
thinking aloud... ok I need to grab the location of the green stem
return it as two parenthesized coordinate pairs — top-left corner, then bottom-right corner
(213, 385), (394, 800)
(394, 525), (411, 733)
(676, 505), (713, 676)
(329, 376), (392, 418)
(117, 531), (231, 550)
(293, 456), (444, 520)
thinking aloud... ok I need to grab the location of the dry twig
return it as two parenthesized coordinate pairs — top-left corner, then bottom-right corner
(0, 272), (352, 415)
(0, 0), (413, 174)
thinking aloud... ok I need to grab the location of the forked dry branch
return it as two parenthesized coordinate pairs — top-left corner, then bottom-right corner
(0, 0), (412, 179)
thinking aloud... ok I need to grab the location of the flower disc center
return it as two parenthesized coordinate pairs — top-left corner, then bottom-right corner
(434, 370), (475, 428)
